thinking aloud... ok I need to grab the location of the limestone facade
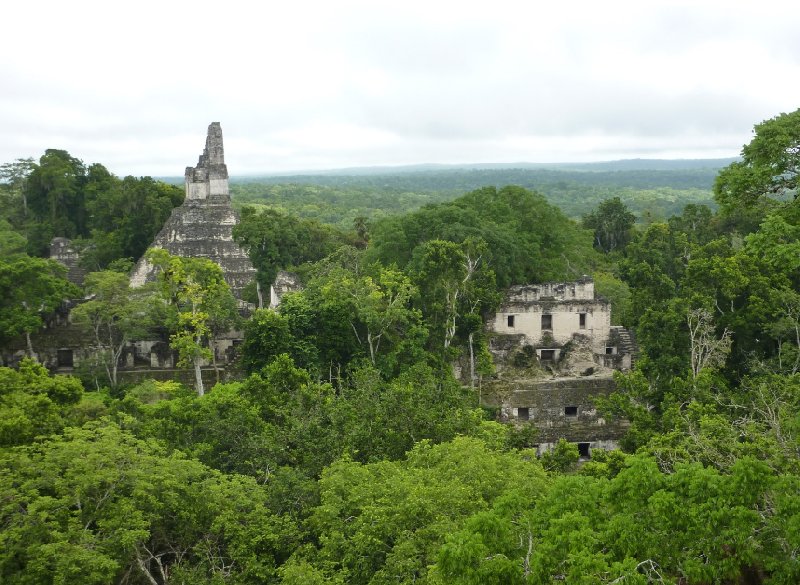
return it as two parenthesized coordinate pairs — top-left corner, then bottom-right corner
(487, 275), (633, 369)
(269, 271), (303, 308)
(484, 276), (638, 458)
(49, 237), (87, 286)
(130, 123), (256, 299)
(489, 276), (611, 359)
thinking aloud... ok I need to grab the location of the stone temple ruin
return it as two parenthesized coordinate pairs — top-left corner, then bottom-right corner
(49, 237), (88, 286)
(3, 124), (257, 379)
(130, 122), (257, 299)
(488, 276), (636, 371)
(483, 276), (637, 456)
(6, 123), (638, 458)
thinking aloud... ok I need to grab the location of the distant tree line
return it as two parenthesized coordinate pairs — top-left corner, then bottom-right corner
(1, 149), (183, 267)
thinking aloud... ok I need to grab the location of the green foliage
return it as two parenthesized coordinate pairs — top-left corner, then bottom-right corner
(241, 308), (294, 374)
(265, 254), (427, 379)
(540, 438), (580, 473)
(368, 185), (599, 288)
(320, 263), (420, 366)
(582, 196), (636, 253)
(6, 149), (181, 263)
(0, 219), (27, 258)
(409, 238), (500, 356)
(233, 207), (350, 288)
(6, 113), (800, 585)
(230, 165), (720, 228)
(0, 358), (84, 447)
(71, 270), (157, 388)
(593, 271), (632, 326)
(715, 108), (800, 212)
(434, 452), (786, 584)
(0, 421), (297, 584)
(0, 256), (77, 350)
(307, 436), (548, 584)
(147, 250), (240, 395)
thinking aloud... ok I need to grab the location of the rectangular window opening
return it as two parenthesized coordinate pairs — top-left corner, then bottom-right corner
(606, 346), (616, 355)
(517, 407), (529, 421)
(579, 313), (586, 329)
(507, 315), (515, 328)
(565, 406), (578, 417)
(540, 349), (556, 361)
(578, 442), (591, 458)
(541, 314), (552, 330)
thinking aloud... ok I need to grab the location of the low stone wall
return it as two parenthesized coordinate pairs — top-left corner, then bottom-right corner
(484, 375), (628, 445)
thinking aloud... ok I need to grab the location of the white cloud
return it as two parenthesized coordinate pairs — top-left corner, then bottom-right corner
(2, 0), (799, 175)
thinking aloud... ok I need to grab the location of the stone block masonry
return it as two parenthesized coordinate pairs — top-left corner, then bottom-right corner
(130, 123), (256, 299)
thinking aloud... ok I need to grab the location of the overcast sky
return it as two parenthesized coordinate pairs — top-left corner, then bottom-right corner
(2, 0), (799, 176)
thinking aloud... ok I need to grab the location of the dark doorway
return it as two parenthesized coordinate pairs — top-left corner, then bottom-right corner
(517, 407), (529, 420)
(564, 405), (578, 417)
(540, 349), (556, 361)
(578, 442), (591, 458)
(57, 349), (73, 368)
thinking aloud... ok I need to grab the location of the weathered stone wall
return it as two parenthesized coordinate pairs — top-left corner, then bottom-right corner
(490, 298), (611, 353)
(488, 276), (611, 355)
(49, 237), (87, 286)
(185, 122), (229, 201)
(269, 271), (302, 308)
(485, 376), (628, 445)
(504, 275), (595, 302)
(130, 123), (256, 298)
(487, 275), (638, 373)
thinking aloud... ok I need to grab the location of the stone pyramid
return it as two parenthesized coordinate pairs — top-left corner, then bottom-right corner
(130, 123), (256, 298)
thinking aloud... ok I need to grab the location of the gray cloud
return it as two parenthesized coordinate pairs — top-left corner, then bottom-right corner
(1, 1), (798, 176)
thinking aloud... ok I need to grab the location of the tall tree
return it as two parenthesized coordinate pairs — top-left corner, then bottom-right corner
(320, 265), (418, 366)
(233, 207), (348, 304)
(715, 108), (800, 212)
(410, 238), (498, 356)
(0, 256), (76, 355)
(147, 250), (239, 396)
(71, 270), (157, 388)
(24, 149), (87, 254)
(0, 157), (35, 219)
(582, 196), (636, 253)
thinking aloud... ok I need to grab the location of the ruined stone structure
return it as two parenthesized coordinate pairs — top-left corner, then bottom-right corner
(488, 276), (635, 371)
(269, 271), (303, 308)
(49, 237), (88, 286)
(484, 276), (637, 457)
(497, 377), (628, 457)
(130, 123), (256, 299)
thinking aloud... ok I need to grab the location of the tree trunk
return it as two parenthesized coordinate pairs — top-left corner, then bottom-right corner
(256, 281), (264, 309)
(110, 339), (123, 389)
(194, 358), (205, 396)
(25, 331), (35, 360)
(468, 331), (475, 389)
(367, 331), (376, 365)
(210, 339), (220, 384)
(135, 553), (160, 585)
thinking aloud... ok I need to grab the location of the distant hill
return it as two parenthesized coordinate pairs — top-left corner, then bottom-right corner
(234, 157), (738, 178)
(227, 159), (726, 229)
(232, 166), (723, 192)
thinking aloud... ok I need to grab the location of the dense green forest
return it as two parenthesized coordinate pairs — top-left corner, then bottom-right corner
(228, 164), (723, 230)
(1, 109), (800, 584)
